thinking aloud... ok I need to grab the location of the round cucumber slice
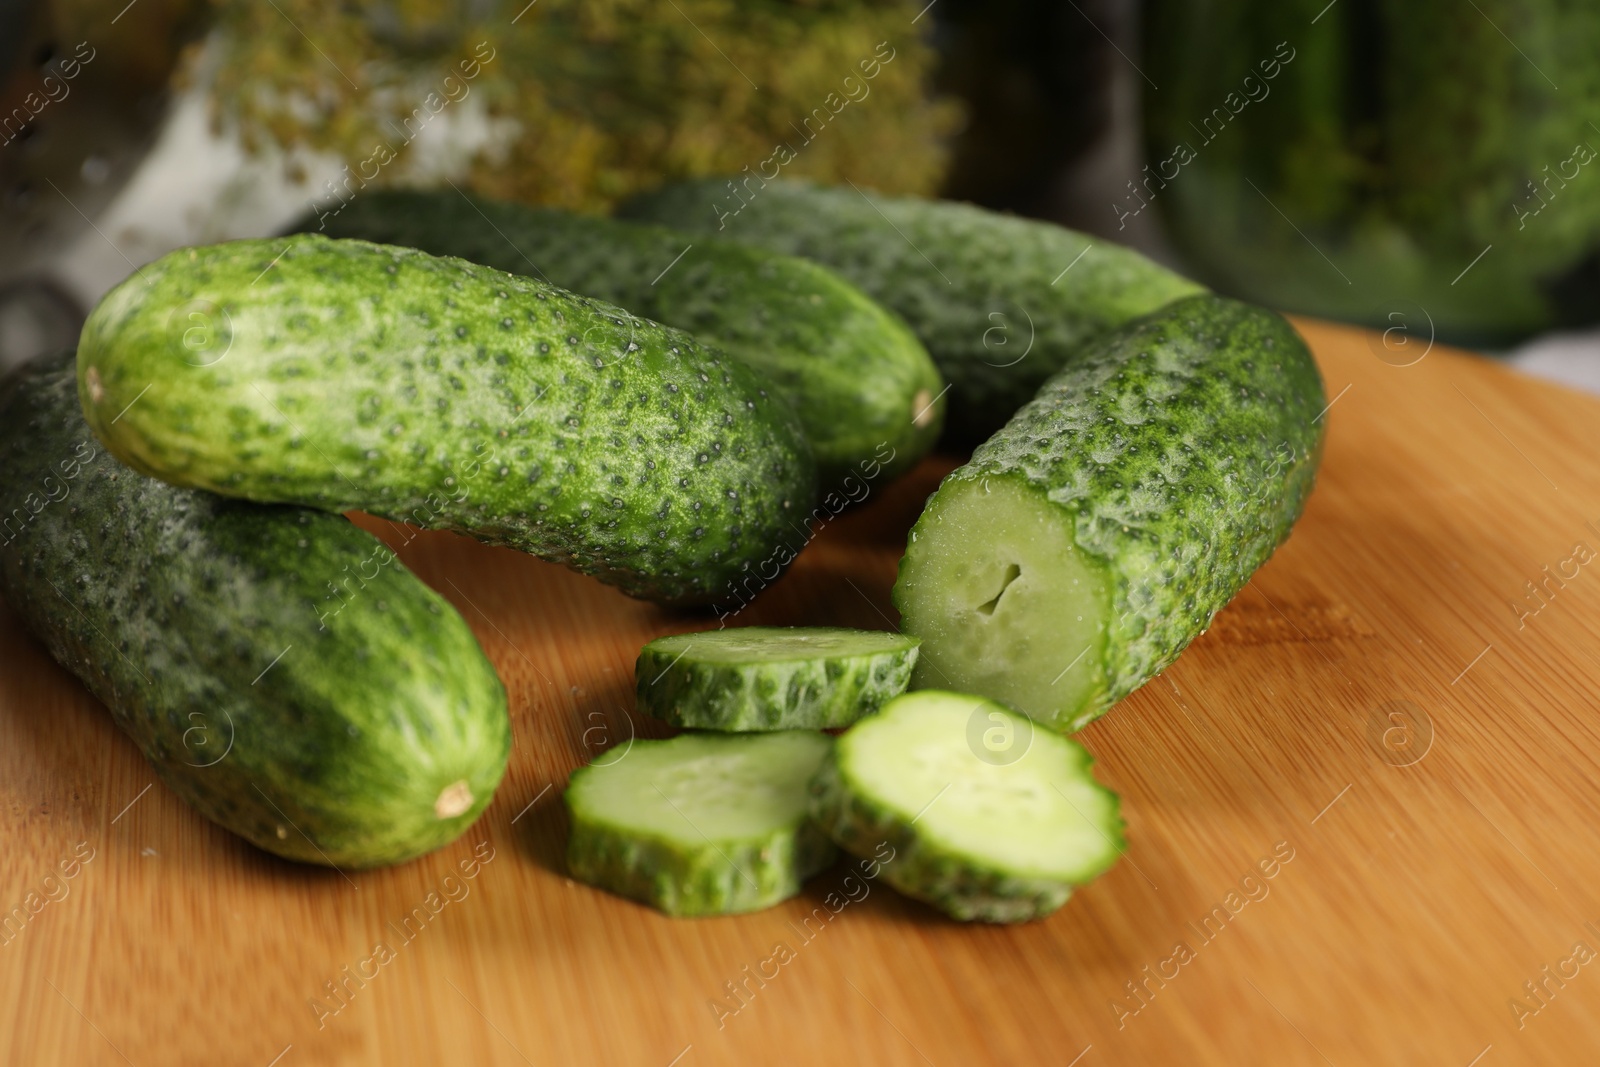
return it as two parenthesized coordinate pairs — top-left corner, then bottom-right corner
(809, 691), (1124, 923)
(565, 731), (836, 916)
(635, 626), (920, 731)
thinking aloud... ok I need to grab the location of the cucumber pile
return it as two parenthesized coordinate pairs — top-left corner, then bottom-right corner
(557, 185), (1321, 923)
(4, 170), (1321, 929)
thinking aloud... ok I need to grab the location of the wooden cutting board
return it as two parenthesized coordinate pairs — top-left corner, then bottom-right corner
(6, 318), (1600, 1066)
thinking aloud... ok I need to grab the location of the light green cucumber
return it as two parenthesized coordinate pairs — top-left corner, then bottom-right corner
(808, 690), (1124, 923)
(295, 191), (944, 490)
(77, 234), (815, 608)
(565, 731), (835, 916)
(893, 295), (1325, 731)
(0, 352), (509, 868)
(620, 177), (1206, 445)
(635, 626), (920, 731)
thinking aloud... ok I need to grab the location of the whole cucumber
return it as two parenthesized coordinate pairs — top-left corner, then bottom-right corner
(0, 353), (510, 868)
(78, 235), (816, 607)
(893, 295), (1324, 731)
(296, 191), (944, 491)
(620, 178), (1206, 445)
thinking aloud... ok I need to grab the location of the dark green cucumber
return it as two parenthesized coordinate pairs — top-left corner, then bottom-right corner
(635, 626), (919, 731)
(620, 178), (1206, 445)
(0, 353), (510, 868)
(893, 295), (1324, 731)
(565, 731), (835, 916)
(78, 234), (815, 607)
(809, 690), (1124, 923)
(295, 191), (944, 490)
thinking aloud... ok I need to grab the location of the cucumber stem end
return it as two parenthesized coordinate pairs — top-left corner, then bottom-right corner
(434, 780), (474, 819)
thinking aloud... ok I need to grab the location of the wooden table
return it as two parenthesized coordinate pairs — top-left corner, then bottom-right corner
(5, 318), (1600, 1066)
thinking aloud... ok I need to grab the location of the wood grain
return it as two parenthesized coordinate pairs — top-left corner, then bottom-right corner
(5, 318), (1600, 1066)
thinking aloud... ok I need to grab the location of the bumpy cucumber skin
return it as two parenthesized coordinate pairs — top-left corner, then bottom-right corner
(897, 295), (1325, 729)
(77, 235), (815, 607)
(634, 627), (920, 731)
(809, 753), (1083, 923)
(565, 734), (837, 917)
(297, 192), (944, 490)
(0, 355), (510, 868)
(620, 178), (1206, 445)
(566, 802), (836, 917)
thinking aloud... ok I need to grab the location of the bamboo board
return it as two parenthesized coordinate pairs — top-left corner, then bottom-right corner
(5, 319), (1600, 1066)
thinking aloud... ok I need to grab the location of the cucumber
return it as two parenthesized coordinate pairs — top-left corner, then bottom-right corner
(295, 191), (944, 491)
(77, 234), (815, 607)
(620, 178), (1206, 445)
(635, 626), (919, 731)
(808, 690), (1123, 923)
(565, 731), (835, 916)
(893, 295), (1324, 732)
(0, 353), (510, 868)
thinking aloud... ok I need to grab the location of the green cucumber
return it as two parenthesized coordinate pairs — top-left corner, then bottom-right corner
(635, 626), (920, 731)
(808, 690), (1123, 923)
(295, 191), (944, 491)
(77, 234), (815, 607)
(893, 295), (1324, 731)
(620, 178), (1206, 445)
(565, 731), (835, 916)
(0, 353), (510, 868)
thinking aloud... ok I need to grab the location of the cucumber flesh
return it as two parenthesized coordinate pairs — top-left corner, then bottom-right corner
(636, 626), (920, 731)
(809, 691), (1123, 922)
(565, 731), (835, 916)
(898, 477), (1106, 732)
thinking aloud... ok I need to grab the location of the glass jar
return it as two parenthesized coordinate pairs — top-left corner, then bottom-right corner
(1142, 0), (1600, 346)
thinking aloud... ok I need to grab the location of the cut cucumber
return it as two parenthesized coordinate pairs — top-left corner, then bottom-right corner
(895, 294), (1325, 731)
(565, 731), (835, 916)
(635, 626), (920, 731)
(809, 690), (1124, 922)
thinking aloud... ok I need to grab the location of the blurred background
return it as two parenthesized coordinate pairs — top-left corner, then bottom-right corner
(4, 0), (1599, 390)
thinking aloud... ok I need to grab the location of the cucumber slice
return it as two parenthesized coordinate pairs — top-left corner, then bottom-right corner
(809, 691), (1124, 923)
(635, 626), (920, 731)
(565, 731), (836, 916)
